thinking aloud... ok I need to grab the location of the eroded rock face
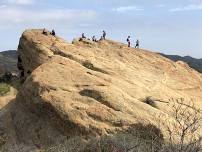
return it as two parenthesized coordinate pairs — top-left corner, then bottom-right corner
(18, 56), (151, 136)
(17, 29), (67, 81)
(15, 29), (202, 147)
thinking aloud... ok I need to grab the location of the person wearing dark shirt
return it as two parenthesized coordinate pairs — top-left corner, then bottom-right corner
(92, 36), (96, 41)
(127, 36), (131, 47)
(82, 33), (86, 39)
(135, 39), (139, 49)
(51, 29), (56, 36)
(42, 28), (47, 35)
(103, 30), (106, 40)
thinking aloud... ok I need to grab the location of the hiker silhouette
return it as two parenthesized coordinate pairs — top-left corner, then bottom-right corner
(135, 39), (139, 49)
(103, 30), (106, 40)
(82, 33), (86, 39)
(51, 29), (56, 36)
(42, 28), (47, 35)
(127, 36), (131, 47)
(92, 36), (96, 41)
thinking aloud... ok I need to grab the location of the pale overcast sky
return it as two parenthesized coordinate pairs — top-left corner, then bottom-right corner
(0, 0), (202, 58)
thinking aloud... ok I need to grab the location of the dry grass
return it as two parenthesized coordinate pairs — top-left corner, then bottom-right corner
(40, 99), (202, 152)
(141, 96), (157, 108)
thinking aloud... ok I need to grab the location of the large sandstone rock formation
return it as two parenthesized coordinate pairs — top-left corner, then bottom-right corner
(18, 29), (202, 133)
(1, 29), (202, 151)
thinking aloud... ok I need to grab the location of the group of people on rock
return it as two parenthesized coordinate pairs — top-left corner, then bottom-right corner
(42, 28), (56, 36)
(127, 36), (139, 48)
(42, 28), (140, 49)
(81, 30), (106, 42)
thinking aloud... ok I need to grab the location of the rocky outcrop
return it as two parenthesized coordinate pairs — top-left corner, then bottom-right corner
(9, 29), (202, 150)
(17, 30), (57, 80)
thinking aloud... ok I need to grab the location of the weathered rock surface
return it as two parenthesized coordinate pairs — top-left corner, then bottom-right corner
(2, 29), (202, 150)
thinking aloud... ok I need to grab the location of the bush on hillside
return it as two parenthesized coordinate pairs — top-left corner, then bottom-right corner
(0, 83), (10, 96)
(0, 72), (12, 83)
(158, 99), (202, 152)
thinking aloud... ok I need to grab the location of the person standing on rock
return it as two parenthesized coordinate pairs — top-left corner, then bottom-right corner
(135, 39), (139, 49)
(82, 33), (86, 39)
(103, 30), (106, 40)
(92, 36), (96, 42)
(127, 36), (131, 47)
(42, 28), (47, 35)
(51, 29), (56, 36)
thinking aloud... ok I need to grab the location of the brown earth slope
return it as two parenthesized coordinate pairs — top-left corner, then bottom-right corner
(0, 29), (202, 151)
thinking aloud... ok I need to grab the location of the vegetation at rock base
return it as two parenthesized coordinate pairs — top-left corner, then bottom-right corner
(40, 98), (202, 152)
(0, 83), (10, 96)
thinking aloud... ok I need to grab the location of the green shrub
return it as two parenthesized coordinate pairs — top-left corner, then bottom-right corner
(0, 72), (12, 83)
(0, 83), (10, 96)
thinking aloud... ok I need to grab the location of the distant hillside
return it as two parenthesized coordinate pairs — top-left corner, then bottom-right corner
(0, 50), (17, 74)
(160, 53), (202, 73)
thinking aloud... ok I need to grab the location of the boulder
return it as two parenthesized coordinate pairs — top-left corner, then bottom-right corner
(12, 29), (202, 149)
